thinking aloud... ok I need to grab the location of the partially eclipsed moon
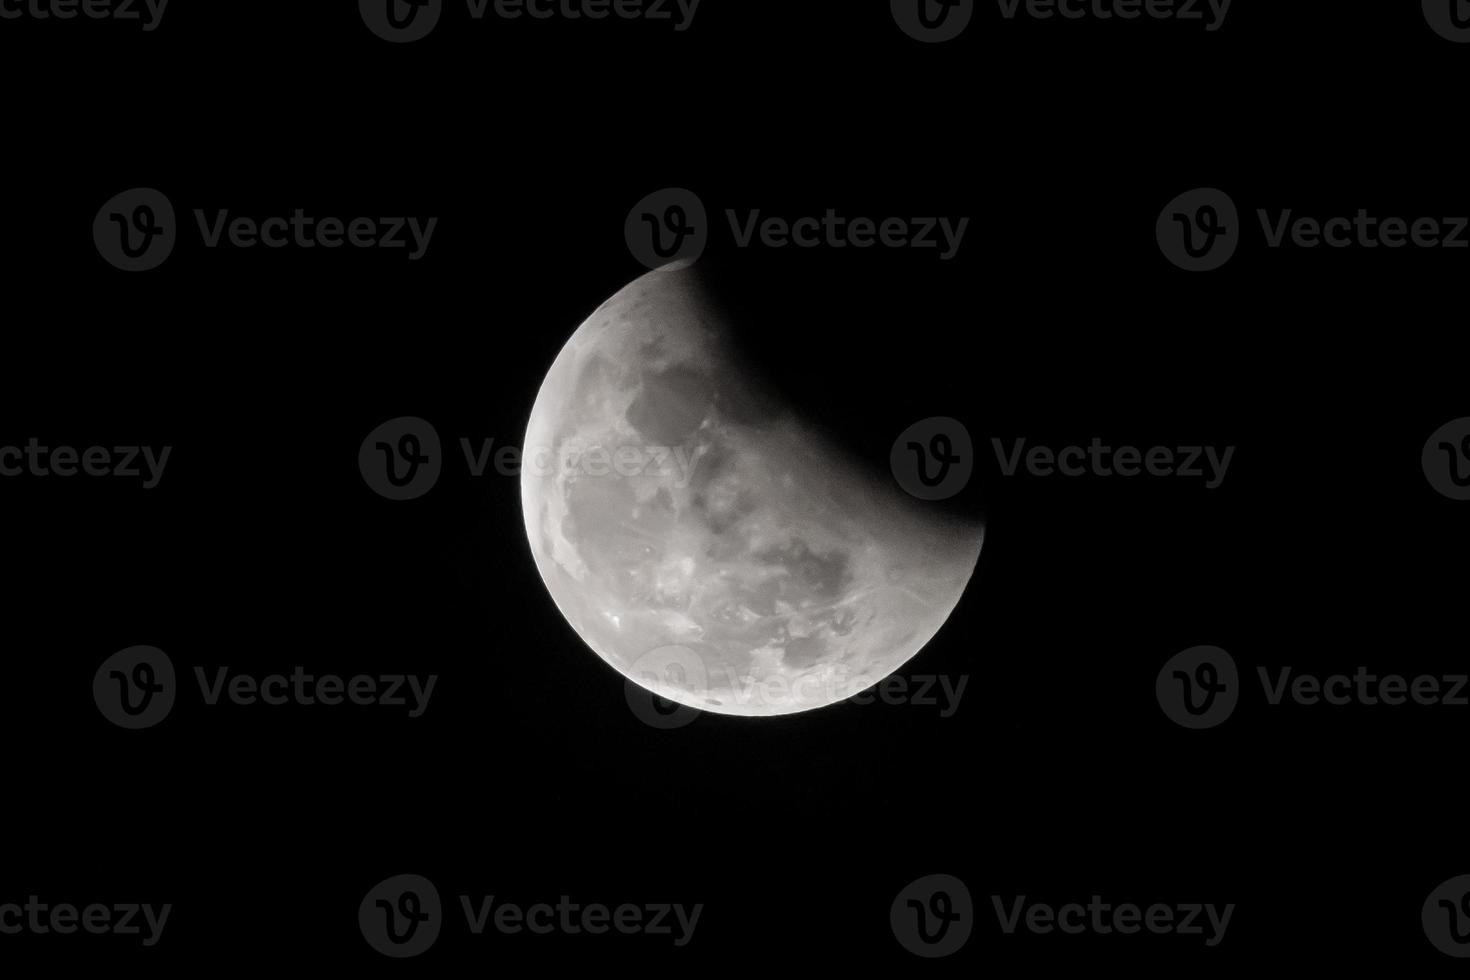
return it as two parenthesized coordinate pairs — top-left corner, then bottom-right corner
(521, 262), (983, 716)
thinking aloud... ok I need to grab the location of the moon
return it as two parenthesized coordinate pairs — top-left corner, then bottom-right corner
(521, 262), (983, 716)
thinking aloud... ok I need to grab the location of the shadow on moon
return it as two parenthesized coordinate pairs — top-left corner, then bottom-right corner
(521, 261), (983, 716)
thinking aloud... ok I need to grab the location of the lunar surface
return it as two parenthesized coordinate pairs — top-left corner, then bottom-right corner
(521, 262), (983, 716)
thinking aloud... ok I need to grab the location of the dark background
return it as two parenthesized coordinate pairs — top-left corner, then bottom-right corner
(1, 0), (1466, 971)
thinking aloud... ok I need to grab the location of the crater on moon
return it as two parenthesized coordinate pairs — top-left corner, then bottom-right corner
(521, 262), (983, 716)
